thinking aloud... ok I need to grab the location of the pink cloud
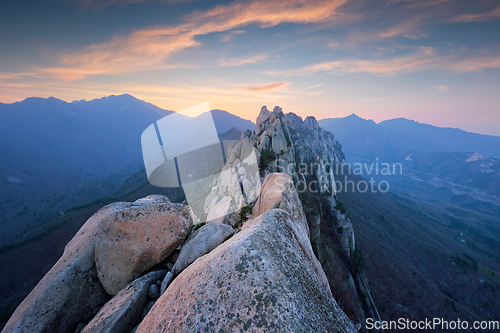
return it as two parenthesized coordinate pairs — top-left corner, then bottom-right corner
(449, 6), (500, 22)
(244, 82), (291, 93)
(40, 0), (348, 80)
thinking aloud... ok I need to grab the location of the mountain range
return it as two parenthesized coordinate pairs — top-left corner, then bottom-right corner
(319, 114), (500, 198)
(319, 114), (500, 159)
(0, 94), (254, 247)
(1, 95), (499, 331)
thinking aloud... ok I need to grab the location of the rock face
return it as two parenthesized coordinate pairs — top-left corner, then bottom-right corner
(95, 201), (194, 295)
(136, 208), (356, 333)
(171, 222), (234, 275)
(81, 270), (166, 333)
(253, 173), (306, 231)
(246, 106), (380, 330)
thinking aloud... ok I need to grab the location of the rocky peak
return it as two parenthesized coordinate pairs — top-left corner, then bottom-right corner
(3, 105), (380, 333)
(255, 105), (271, 131)
(304, 115), (320, 131)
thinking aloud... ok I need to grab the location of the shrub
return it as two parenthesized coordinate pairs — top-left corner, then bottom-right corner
(354, 248), (365, 270)
(239, 205), (251, 222)
(334, 201), (347, 215)
(259, 148), (276, 170)
(193, 222), (206, 232)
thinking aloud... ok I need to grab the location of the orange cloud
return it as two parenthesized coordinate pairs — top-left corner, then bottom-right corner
(268, 44), (500, 77)
(440, 56), (500, 72)
(244, 82), (291, 93)
(218, 54), (269, 67)
(0, 72), (37, 80)
(269, 46), (440, 76)
(306, 83), (323, 89)
(41, 0), (348, 80)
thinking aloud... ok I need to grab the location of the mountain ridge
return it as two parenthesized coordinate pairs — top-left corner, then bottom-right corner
(0, 94), (255, 247)
(319, 114), (500, 158)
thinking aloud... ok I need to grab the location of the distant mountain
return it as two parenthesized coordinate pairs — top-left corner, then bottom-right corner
(218, 127), (243, 141)
(319, 114), (442, 160)
(319, 114), (500, 199)
(319, 114), (500, 159)
(207, 109), (255, 133)
(0, 94), (172, 246)
(0, 94), (255, 246)
(379, 118), (500, 159)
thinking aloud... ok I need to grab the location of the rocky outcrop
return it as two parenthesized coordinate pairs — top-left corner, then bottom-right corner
(4, 105), (380, 333)
(171, 222), (234, 275)
(137, 207), (356, 332)
(95, 201), (194, 295)
(252, 173), (309, 244)
(249, 106), (380, 331)
(81, 270), (166, 333)
(2, 195), (192, 333)
(202, 139), (261, 225)
(1, 202), (123, 333)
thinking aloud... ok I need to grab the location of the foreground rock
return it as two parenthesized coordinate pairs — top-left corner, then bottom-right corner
(1, 203), (127, 333)
(2, 195), (192, 333)
(95, 201), (194, 295)
(171, 222), (234, 275)
(81, 270), (166, 333)
(136, 207), (356, 332)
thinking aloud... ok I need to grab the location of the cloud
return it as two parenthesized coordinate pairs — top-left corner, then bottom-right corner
(19, 0), (500, 82)
(268, 46), (440, 76)
(221, 30), (245, 42)
(217, 54), (268, 67)
(378, 17), (430, 39)
(244, 82), (291, 93)
(305, 83), (323, 89)
(69, 0), (192, 11)
(42, 0), (348, 80)
(440, 56), (500, 72)
(430, 85), (449, 92)
(267, 45), (500, 77)
(449, 6), (500, 22)
(0, 72), (37, 80)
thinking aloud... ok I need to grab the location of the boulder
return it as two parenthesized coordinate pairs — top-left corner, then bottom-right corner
(136, 209), (355, 333)
(81, 270), (166, 333)
(148, 284), (160, 300)
(160, 272), (174, 294)
(1, 202), (129, 333)
(131, 195), (170, 206)
(95, 202), (194, 295)
(171, 222), (234, 275)
(241, 178), (253, 196)
(253, 173), (307, 234)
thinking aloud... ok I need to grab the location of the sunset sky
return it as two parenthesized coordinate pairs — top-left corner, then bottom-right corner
(1, 0), (499, 135)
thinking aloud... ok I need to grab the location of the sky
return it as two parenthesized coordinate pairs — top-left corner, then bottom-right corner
(0, 0), (499, 135)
